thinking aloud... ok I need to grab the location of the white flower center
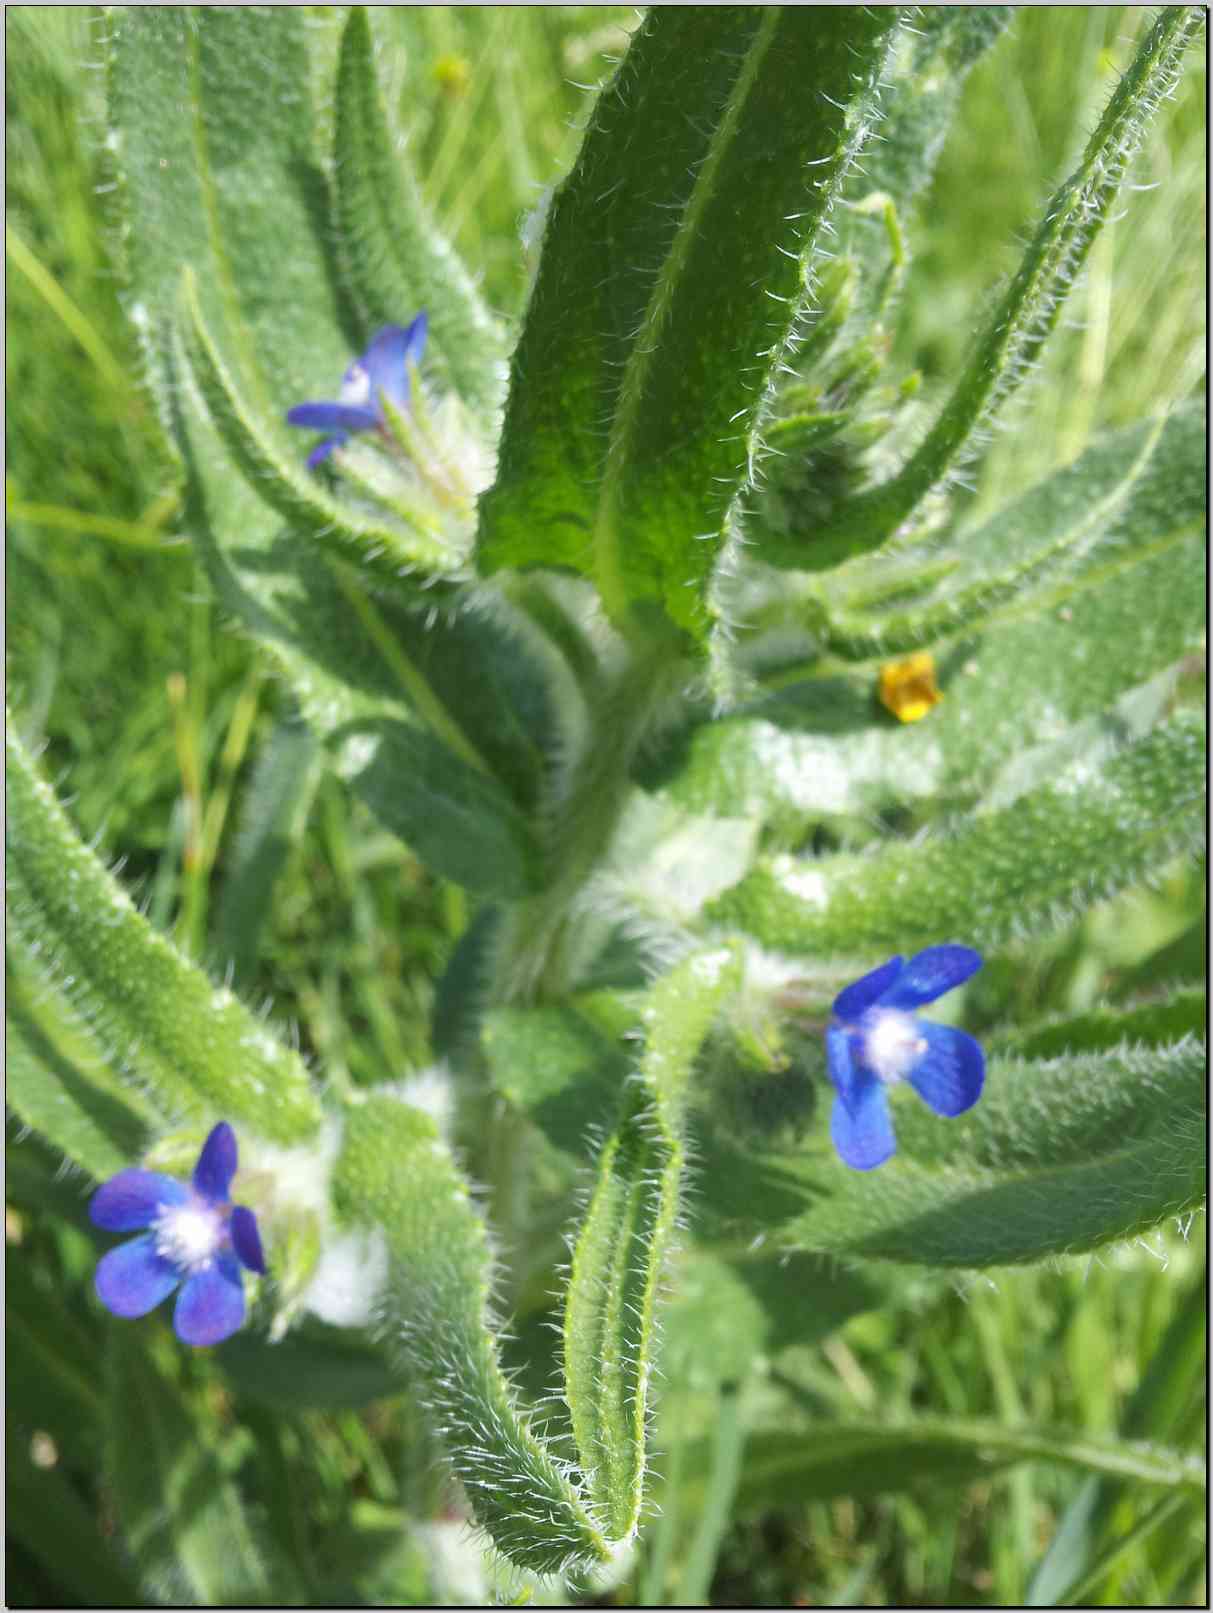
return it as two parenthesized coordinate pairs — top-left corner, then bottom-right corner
(862, 1009), (927, 1084)
(339, 362), (372, 409)
(154, 1202), (223, 1271)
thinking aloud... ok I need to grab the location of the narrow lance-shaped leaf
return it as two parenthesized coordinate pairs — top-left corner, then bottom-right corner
(992, 988), (1206, 1064)
(212, 715), (319, 987)
(799, 403), (1204, 660)
(836, 7), (1014, 320)
(6, 721), (322, 1143)
(7, 944), (155, 1180)
(105, 6), (354, 432)
(813, 6), (1206, 557)
(331, 1096), (613, 1574)
(700, 1037), (1205, 1266)
(715, 1418), (1206, 1516)
(334, 6), (507, 423)
(476, 8), (766, 584)
(477, 7), (898, 642)
(707, 712), (1205, 958)
(563, 947), (741, 1540)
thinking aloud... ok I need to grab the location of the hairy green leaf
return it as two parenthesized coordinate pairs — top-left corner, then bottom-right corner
(707, 713), (1205, 957)
(813, 6), (1206, 556)
(993, 988), (1206, 1063)
(334, 7), (507, 423)
(478, 7), (897, 641)
(804, 402), (1206, 660)
(7, 948), (154, 1180)
(106, 6), (353, 431)
(332, 1095), (613, 1573)
(483, 1002), (629, 1157)
(6, 723), (322, 1142)
(563, 948), (740, 1539)
(703, 1037), (1204, 1266)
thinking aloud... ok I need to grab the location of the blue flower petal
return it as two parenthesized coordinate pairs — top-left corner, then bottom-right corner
(825, 1024), (872, 1114)
(832, 955), (904, 1021)
(306, 434), (347, 470)
(95, 1234), (181, 1318)
(193, 1122), (238, 1203)
(174, 1254), (246, 1347)
(879, 944), (983, 1010)
(229, 1205), (266, 1275)
(829, 1083), (896, 1171)
(908, 1021), (985, 1117)
(89, 1169), (188, 1232)
(361, 316), (427, 413)
(286, 401), (378, 433)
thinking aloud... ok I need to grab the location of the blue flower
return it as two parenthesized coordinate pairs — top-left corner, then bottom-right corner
(90, 1122), (266, 1347)
(826, 945), (985, 1171)
(286, 314), (427, 469)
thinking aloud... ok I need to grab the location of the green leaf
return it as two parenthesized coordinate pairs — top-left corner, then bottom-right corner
(660, 427), (1205, 833)
(814, 6), (1206, 555)
(218, 1322), (402, 1411)
(718, 1418), (1205, 1516)
(674, 1380), (748, 1606)
(109, 10), (533, 894)
(336, 716), (542, 898)
(563, 947), (740, 1539)
(993, 987), (1206, 1063)
(6, 1422), (143, 1608)
(212, 715), (319, 986)
(7, 946), (155, 1180)
(332, 1094), (613, 1574)
(661, 1249), (902, 1387)
(729, 1037), (1205, 1266)
(483, 1002), (629, 1157)
(105, 1328), (271, 1604)
(477, 7), (897, 641)
(707, 713), (1205, 958)
(842, 8), (1015, 218)
(804, 403), (1206, 660)
(7, 1256), (105, 1465)
(333, 7), (507, 424)
(6, 721), (322, 1143)
(106, 6), (354, 432)
(1057, 1494), (1192, 1608)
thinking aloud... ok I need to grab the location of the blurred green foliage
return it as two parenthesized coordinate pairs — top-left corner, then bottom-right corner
(5, 6), (1204, 1606)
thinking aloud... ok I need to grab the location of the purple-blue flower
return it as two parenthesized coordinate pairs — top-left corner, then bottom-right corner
(90, 1122), (266, 1347)
(826, 944), (985, 1171)
(286, 313), (428, 469)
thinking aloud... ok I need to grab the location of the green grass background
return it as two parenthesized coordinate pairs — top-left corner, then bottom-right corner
(5, 6), (1206, 1606)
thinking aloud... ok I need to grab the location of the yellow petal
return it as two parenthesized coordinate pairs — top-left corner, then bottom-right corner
(878, 652), (942, 724)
